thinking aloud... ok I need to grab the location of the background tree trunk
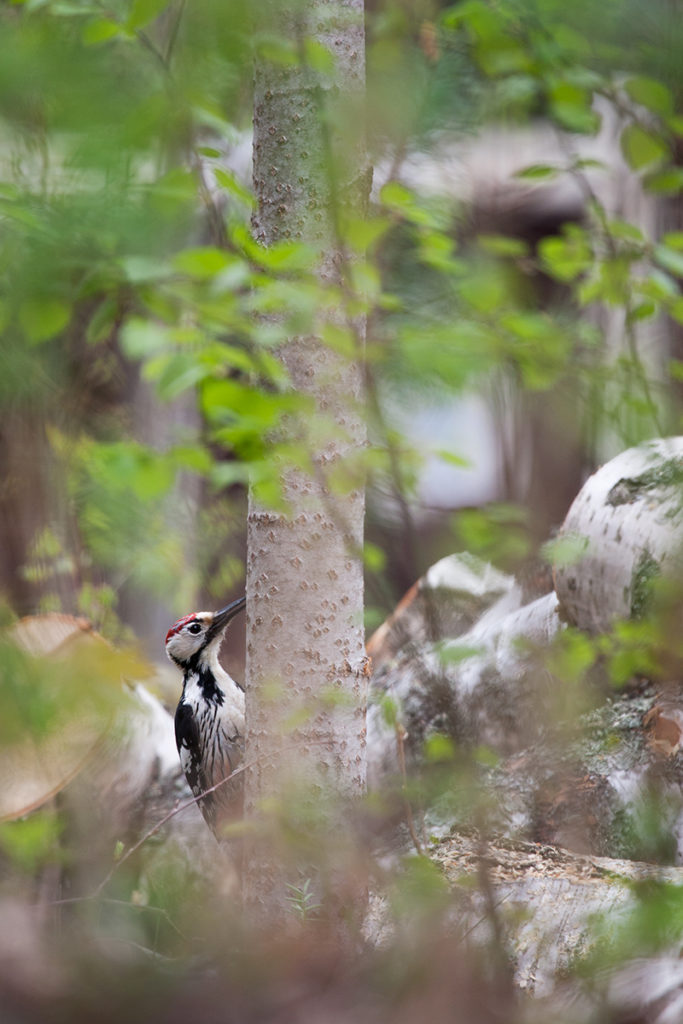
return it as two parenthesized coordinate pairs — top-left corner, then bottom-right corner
(244, 0), (369, 921)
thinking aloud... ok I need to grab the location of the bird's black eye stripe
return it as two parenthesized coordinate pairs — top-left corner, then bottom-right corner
(187, 622), (202, 634)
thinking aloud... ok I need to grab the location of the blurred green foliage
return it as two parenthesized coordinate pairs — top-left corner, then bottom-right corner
(0, 0), (681, 624)
(0, 0), (683, 1016)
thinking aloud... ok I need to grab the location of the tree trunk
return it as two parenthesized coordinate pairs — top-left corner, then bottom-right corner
(245, 0), (368, 922)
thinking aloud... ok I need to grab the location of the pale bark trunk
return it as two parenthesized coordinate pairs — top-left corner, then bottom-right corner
(245, 0), (368, 919)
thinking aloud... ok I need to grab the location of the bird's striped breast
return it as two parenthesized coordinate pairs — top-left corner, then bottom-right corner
(174, 668), (245, 832)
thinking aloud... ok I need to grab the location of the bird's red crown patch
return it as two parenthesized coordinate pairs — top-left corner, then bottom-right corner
(165, 614), (197, 644)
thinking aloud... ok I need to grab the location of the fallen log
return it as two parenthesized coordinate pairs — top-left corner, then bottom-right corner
(554, 437), (683, 633)
(368, 556), (562, 786)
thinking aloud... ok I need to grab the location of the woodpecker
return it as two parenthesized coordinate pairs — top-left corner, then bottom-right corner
(165, 596), (246, 836)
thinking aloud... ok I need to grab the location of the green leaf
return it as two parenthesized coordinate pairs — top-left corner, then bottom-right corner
(379, 695), (398, 729)
(380, 179), (416, 207)
(126, 0), (169, 31)
(303, 37), (335, 74)
(255, 35), (298, 67)
(456, 262), (515, 312)
(147, 352), (208, 400)
(478, 234), (529, 257)
(172, 247), (232, 279)
(573, 158), (607, 172)
(119, 255), (173, 284)
(350, 260), (381, 301)
(19, 298), (71, 344)
(417, 231), (464, 274)
(364, 542), (386, 572)
(213, 168), (255, 208)
(0, 813), (63, 874)
(475, 34), (532, 76)
(320, 322), (357, 357)
(473, 744), (499, 768)
(120, 318), (170, 359)
(644, 168), (683, 195)
(86, 298), (118, 344)
(438, 642), (484, 665)
(424, 734), (456, 762)
(577, 256), (631, 306)
(392, 856), (449, 916)
(343, 216), (392, 253)
(379, 181), (445, 228)
(539, 227), (591, 282)
(625, 76), (673, 115)
(513, 164), (559, 181)
(209, 462), (251, 489)
(170, 444), (212, 475)
(435, 449), (469, 467)
(641, 269), (678, 300)
(621, 123), (669, 172)
(540, 532), (588, 568)
(147, 168), (197, 207)
(546, 629), (596, 683)
(253, 240), (315, 272)
(607, 219), (645, 244)
(669, 358), (683, 380)
(626, 301), (656, 324)
(549, 81), (600, 134)
(82, 18), (123, 45)
(654, 244), (683, 278)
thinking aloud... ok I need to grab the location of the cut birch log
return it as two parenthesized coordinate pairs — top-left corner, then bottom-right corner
(554, 437), (683, 633)
(363, 828), (683, 1020)
(430, 829), (683, 1015)
(368, 545), (683, 867)
(368, 556), (562, 786)
(367, 553), (518, 672)
(474, 686), (683, 864)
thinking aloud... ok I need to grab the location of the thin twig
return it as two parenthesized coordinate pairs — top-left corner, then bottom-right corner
(164, 0), (186, 67)
(459, 890), (513, 943)
(395, 723), (423, 856)
(475, 828), (516, 994)
(94, 738), (331, 896)
(45, 896), (187, 941)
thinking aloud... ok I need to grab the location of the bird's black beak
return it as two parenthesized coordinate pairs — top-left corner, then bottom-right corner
(206, 595), (246, 643)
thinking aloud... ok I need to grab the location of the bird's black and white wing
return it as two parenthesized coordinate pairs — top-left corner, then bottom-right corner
(174, 698), (243, 834)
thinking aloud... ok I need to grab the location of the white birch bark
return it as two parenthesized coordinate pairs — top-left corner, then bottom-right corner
(554, 437), (683, 633)
(426, 833), (683, 1019)
(245, 0), (369, 918)
(367, 555), (562, 786)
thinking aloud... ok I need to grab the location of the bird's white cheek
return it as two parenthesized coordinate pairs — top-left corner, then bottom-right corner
(168, 636), (190, 661)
